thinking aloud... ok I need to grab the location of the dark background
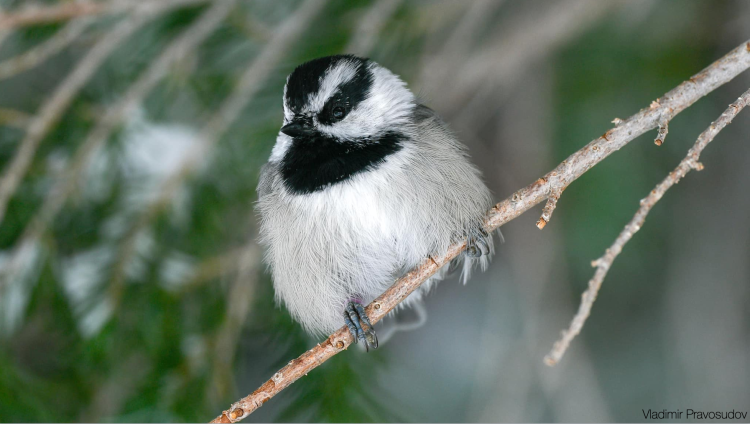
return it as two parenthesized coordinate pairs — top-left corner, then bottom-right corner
(0, 0), (748, 422)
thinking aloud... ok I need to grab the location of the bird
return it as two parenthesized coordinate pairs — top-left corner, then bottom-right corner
(256, 55), (494, 351)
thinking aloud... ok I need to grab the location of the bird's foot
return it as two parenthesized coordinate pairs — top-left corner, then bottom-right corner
(343, 300), (378, 351)
(466, 227), (490, 258)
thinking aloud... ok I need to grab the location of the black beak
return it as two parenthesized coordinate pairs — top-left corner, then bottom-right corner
(280, 120), (314, 138)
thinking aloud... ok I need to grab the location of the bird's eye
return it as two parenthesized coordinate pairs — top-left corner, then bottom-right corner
(332, 105), (345, 120)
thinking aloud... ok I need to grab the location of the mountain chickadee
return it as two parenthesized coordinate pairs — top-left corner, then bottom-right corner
(257, 55), (494, 351)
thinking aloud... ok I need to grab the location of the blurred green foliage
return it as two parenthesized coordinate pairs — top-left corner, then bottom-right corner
(1, 0), (748, 422)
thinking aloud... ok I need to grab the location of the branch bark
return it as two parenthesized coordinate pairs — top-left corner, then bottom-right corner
(544, 86), (750, 366)
(210, 39), (750, 423)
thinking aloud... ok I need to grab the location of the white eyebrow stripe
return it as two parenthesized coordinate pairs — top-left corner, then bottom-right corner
(282, 75), (293, 123)
(316, 63), (415, 140)
(306, 60), (359, 113)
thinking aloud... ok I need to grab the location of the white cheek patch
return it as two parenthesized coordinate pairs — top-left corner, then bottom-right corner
(282, 78), (293, 123)
(269, 132), (292, 162)
(318, 64), (415, 141)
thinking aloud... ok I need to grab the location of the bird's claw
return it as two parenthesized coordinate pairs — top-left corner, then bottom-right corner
(466, 228), (490, 258)
(344, 301), (378, 351)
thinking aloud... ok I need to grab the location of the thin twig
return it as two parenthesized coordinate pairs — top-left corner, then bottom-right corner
(108, 0), (329, 294)
(544, 87), (750, 366)
(652, 101), (674, 146)
(0, 0), (209, 29)
(211, 39), (750, 423)
(654, 119), (669, 145)
(532, 44), (742, 229)
(0, 0), (237, 290)
(0, 17), (91, 80)
(536, 186), (563, 230)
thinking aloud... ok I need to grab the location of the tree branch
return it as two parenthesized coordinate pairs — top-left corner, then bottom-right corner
(544, 86), (750, 366)
(210, 39), (750, 423)
(529, 41), (750, 228)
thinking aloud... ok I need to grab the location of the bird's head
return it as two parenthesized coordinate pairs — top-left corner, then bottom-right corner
(272, 55), (416, 194)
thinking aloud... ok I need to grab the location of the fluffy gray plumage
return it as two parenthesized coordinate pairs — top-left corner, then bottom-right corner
(257, 56), (494, 337)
